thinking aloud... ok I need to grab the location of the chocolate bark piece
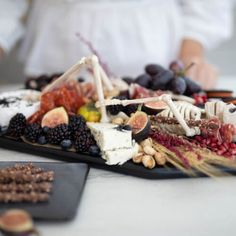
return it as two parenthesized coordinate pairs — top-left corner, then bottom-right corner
(0, 171), (54, 184)
(0, 163), (54, 203)
(0, 192), (50, 203)
(0, 182), (53, 193)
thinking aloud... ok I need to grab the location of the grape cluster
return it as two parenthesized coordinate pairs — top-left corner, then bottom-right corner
(130, 61), (202, 96)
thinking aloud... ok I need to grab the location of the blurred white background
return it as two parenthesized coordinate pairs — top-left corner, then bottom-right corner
(0, 7), (235, 85)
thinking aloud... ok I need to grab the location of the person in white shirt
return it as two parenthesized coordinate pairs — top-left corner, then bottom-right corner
(0, 0), (234, 89)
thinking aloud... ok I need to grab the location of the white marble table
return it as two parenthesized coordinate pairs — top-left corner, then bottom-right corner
(0, 77), (236, 236)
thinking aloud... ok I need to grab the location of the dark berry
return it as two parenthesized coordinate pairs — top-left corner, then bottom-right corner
(145, 64), (164, 76)
(60, 139), (72, 150)
(106, 96), (126, 115)
(74, 130), (96, 153)
(150, 70), (174, 90)
(47, 124), (71, 144)
(69, 115), (87, 139)
(37, 136), (47, 145)
(24, 123), (42, 143)
(43, 126), (50, 134)
(135, 74), (152, 88)
(122, 77), (134, 85)
(7, 113), (26, 138)
(89, 145), (100, 156)
(0, 126), (7, 136)
(183, 77), (202, 96)
(123, 104), (139, 116)
(167, 77), (187, 95)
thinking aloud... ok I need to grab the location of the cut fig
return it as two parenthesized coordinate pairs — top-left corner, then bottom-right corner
(0, 209), (35, 234)
(127, 111), (151, 142)
(143, 101), (168, 115)
(41, 107), (68, 128)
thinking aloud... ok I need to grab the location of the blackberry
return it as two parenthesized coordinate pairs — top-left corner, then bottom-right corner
(7, 113), (26, 138)
(74, 130), (96, 153)
(69, 115), (86, 136)
(123, 104), (139, 116)
(106, 96), (126, 115)
(24, 123), (42, 143)
(47, 124), (71, 145)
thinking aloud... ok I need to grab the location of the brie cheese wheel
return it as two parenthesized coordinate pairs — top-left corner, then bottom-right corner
(0, 90), (41, 127)
(223, 103), (236, 142)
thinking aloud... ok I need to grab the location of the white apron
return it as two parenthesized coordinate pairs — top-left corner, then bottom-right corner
(19, 0), (183, 77)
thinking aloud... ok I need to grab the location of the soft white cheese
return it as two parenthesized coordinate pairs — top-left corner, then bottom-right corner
(87, 122), (133, 151)
(103, 143), (139, 165)
(0, 89), (41, 127)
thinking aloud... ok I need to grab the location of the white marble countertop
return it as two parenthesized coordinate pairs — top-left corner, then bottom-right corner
(0, 77), (236, 236)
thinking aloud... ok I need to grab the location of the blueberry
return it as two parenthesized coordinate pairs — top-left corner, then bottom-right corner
(43, 126), (50, 134)
(60, 139), (72, 150)
(89, 145), (100, 156)
(37, 136), (47, 145)
(135, 74), (152, 88)
(0, 126), (8, 136)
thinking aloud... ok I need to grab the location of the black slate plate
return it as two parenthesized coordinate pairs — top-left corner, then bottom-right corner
(0, 137), (236, 179)
(0, 161), (89, 221)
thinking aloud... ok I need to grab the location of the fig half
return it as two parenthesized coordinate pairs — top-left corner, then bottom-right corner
(41, 107), (68, 128)
(127, 111), (151, 142)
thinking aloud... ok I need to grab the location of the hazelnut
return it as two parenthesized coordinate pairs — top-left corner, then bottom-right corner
(142, 155), (156, 169)
(154, 152), (166, 165)
(140, 138), (153, 148)
(138, 145), (143, 153)
(143, 146), (156, 156)
(132, 153), (143, 164)
(112, 117), (124, 125)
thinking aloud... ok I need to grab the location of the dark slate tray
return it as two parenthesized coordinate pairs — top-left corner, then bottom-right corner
(0, 137), (236, 179)
(0, 161), (89, 221)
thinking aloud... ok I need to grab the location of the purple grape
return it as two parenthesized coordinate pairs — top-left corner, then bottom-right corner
(122, 77), (134, 85)
(145, 64), (164, 76)
(135, 74), (152, 88)
(167, 77), (187, 95)
(183, 77), (202, 95)
(150, 70), (174, 90)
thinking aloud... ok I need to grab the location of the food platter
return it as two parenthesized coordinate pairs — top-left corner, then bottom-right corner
(0, 137), (236, 180)
(1, 55), (236, 181)
(0, 162), (89, 221)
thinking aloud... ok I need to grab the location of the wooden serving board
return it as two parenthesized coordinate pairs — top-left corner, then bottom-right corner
(0, 161), (89, 221)
(0, 137), (236, 179)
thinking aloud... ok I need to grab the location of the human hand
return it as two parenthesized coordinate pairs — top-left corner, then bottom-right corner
(183, 57), (218, 90)
(179, 39), (218, 90)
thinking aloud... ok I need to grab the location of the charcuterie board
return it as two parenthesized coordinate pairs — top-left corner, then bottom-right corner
(0, 137), (236, 179)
